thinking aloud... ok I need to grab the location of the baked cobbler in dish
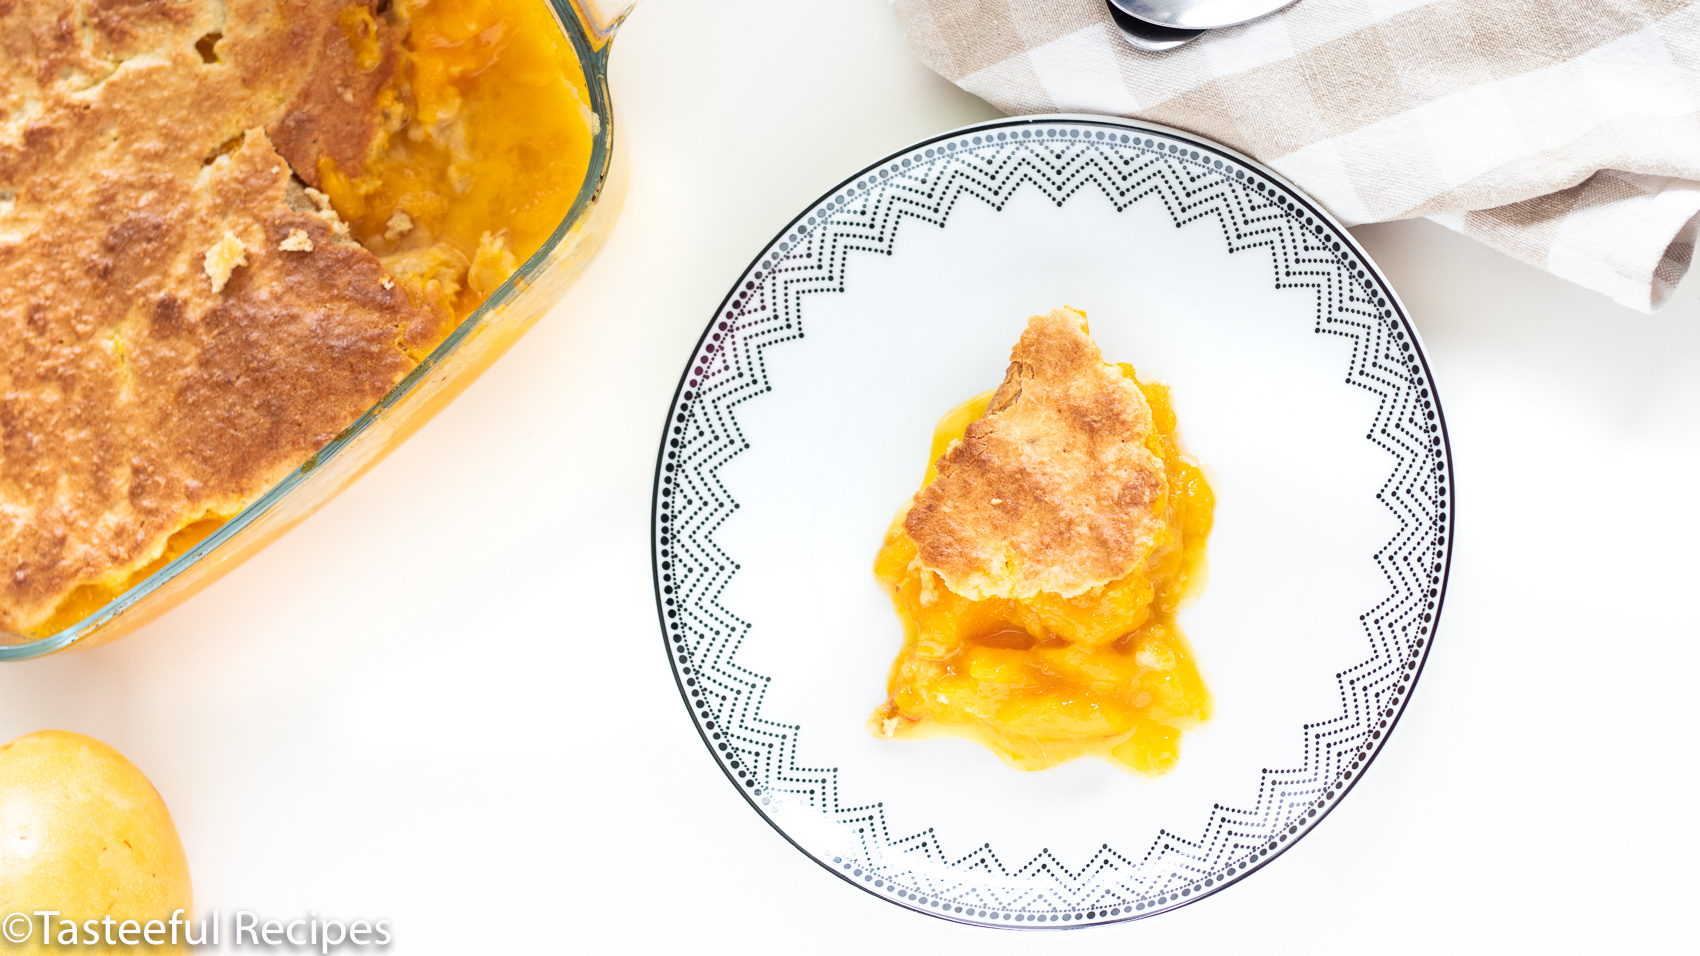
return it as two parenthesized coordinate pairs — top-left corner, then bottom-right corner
(870, 308), (1214, 773)
(0, 0), (594, 635)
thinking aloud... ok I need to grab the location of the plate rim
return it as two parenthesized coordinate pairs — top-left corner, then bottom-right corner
(649, 113), (1456, 929)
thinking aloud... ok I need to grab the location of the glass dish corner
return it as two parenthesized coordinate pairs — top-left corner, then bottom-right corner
(0, 0), (630, 661)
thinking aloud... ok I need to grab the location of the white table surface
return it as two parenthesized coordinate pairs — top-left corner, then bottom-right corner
(3, 1), (1696, 952)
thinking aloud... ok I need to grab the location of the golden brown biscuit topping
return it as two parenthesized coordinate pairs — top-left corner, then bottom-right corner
(0, 0), (433, 633)
(903, 308), (1170, 599)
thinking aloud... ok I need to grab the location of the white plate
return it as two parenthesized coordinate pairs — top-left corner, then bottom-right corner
(650, 116), (1453, 928)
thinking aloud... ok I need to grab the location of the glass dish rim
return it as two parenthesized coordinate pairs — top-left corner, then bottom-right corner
(0, 0), (618, 661)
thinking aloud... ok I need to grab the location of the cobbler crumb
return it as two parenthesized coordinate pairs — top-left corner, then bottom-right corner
(278, 229), (314, 252)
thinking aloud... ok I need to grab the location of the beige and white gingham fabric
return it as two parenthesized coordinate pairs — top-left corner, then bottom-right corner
(891, 0), (1700, 312)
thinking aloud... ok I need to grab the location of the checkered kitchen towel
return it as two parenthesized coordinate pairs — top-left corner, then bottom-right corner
(892, 0), (1700, 312)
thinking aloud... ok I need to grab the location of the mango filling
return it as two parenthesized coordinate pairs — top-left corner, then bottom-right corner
(320, 0), (598, 331)
(870, 371), (1215, 774)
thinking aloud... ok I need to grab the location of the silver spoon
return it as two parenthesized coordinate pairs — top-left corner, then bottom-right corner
(1105, 1), (1204, 52)
(1113, 0), (1302, 31)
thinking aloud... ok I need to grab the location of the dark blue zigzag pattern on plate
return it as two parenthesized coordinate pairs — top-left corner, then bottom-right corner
(654, 119), (1452, 928)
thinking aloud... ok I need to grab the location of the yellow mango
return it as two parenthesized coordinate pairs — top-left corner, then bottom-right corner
(0, 731), (192, 954)
(997, 694), (1133, 740)
(1112, 722), (1182, 775)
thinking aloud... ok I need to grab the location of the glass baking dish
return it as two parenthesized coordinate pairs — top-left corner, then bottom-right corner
(0, 0), (635, 661)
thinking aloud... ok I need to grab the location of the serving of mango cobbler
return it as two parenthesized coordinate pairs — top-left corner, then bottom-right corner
(869, 307), (1215, 774)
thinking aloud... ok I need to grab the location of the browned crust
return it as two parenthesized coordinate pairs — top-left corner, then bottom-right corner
(0, 0), (215, 125)
(0, 0), (429, 632)
(266, 5), (405, 185)
(903, 308), (1169, 600)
